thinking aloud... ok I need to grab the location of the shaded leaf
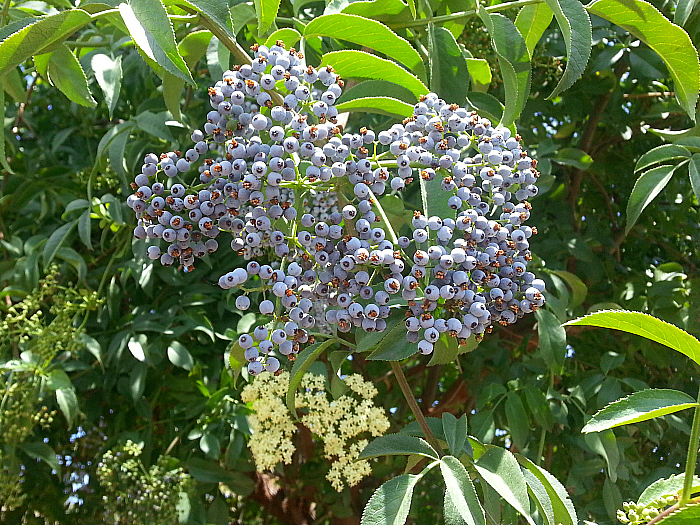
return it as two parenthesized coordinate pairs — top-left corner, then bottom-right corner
(517, 455), (577, 525)
(584, 429), (619, 481)
(442, 413), (468, 457)
(183, 457), (254, 495)
(56, 387), (79, 427)
(168, 341), (194, 370)
(689, 153), (700, 202)
(626, 164), (679, 234)
(675, 0), (700, 26)
(43, 220), (77, 269)
(582, 389), (698, 433)
(428, 23), (469, 104)
(18, 442), (61, 474)
(586, 0), (699, 121)
(42, 44), (96, 107)
(366, 321), (418, 361)
(536, 309), (567, 373)
(522, 469), (555, 525)
(505, 392), (529, 450)
(286, 339), (335, 414)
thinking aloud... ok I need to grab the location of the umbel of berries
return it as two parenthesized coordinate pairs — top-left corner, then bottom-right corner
(126, 40), (547, 377)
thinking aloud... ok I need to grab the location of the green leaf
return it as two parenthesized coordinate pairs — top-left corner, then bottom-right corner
(226, 341), (246, 386)
(56, 387), (79, 427)
(564, 310), (700, 365)
(626, 164), (680, 234)
(465, 58), (492, 92)
(440, 456), (486, 525)
(584, 429), (619, 481)
(582, 389), (698, 433)
(523, 385), (553, 430)
(178, 0), (235, 39)
(634, 144), (691, 172)
(359, 433), (439, 460)
(18, 442), (61, 474)
(586, 0), (699, 121)
(286, 339), (335, 414)
(335, 96), (415, 118)
(356, 310), (403, 352)
(0, 9), (93, 76)
(517, 455), (577, 525)
(305, 14), (426, 82)
(129, 362), (147, 401)
(361, 474), (420, 525)
(0, 89), (12, 174)
(43, 220), (77, 269)
(505, 392), (529, 450)
(200, 432), (220, 459)
(477, 7), (531, 127)
(338, 80), (416, 104)
(544, 0), (591, 98)
(427, 23), (469, 104)
(45, 369), (72, 391)
(656, 503), (700, 524)
(552, 147), (593, 169)
(41, 44), (96, 107)
(465, 91), (504, 124)
(522, 469), (555, 525)
(2, 67), (27, 102)
(515, 3), (553, 56)
(332, 0), (409, 18)
(183, 457), (254, 495)
(264, 27), (302, 48)
(78, 209), (92, 250)
(638, 474), (700, 505)
(442, 413), (468, 457)
(168, 341), (194, 370)
(128, 334), (147, 362)
(91, 54), (122, 118)
(366, 321), (418, 361)
(675, 0), (700, 26)
(421, 170), (455, 223)
(119, 0), (194, 85)
(319, 50), (428, 98)
(400, 416), (448, 443)
(551, 270), (587, 308)
(253, 0), (281, 36)
(535, 309), (567, 373)
(474, 447), (535, 525)
(134, 110), (175, 141)
(688, 153), (700, 202)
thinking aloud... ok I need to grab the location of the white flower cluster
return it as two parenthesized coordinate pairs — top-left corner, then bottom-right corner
(241, 371), (390, 491)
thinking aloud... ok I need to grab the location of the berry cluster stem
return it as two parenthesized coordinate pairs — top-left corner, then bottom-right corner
(390, 361), (443, 457)
(680, 387), (700, 504)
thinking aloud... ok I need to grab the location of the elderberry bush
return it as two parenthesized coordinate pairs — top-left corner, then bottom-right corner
(126, 40), (546, 376)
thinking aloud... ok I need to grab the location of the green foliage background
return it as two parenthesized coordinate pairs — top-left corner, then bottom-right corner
(1, 0), (700, 523)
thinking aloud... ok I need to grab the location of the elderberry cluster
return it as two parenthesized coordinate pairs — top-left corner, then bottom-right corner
(125, 40), (547, 376)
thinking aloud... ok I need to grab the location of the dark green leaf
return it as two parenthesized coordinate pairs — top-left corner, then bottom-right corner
(586, 0), (699, 121)
(442, 413), (468, 457)
(477, 7), (531, 127)
(319, 50), (428, 98)
(544, 0), (591, 98)
(200, 432), (220, 459)
(400, 416), (448, 443)
(78, 209), (92, 250)
(505, 392), (529, 451)
(45, 369), (72, 391)
(515, 3), (553, 56)
(582, 389), (698, 433)
(305, 14), (426, 82)
(427, 23), (469, 104)
(366, 321), (418, 361)
(0, 9), (93, 76)
(535, 309), (567, 373)
(286, 339), (335, 414)
(675, 0), (700, 26)
(465, 91), (504, 123)
(134, 110), (175, 141)
(360, 474), (420, 525)
(584, 429), (619, 481)
(552, 147), (593, 169)
(359, 433), (439, 460)
(421, 171), (455, 223)
(227, 341), (247, 386)
(43, 220), (77, 269)
(522, 469), (555, 525)
(129, 362), (147, 401)
(184, 457), (255, 495)
(440, 456), (486, 525)
(18, 442), (61, 474)
(91, 53), (121, 118)
(474, 447), (535, 525)
(356, 311), (403, 352)
(689, 153), (700, 202)
(119, 0), (194, 85)
(564, 310), (700, 366)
